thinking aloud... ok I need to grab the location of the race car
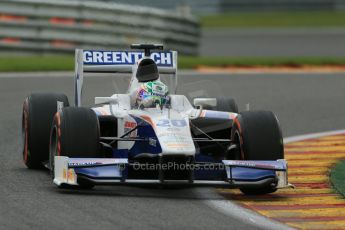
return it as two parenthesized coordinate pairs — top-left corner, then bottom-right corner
(22, 44), (292, 194)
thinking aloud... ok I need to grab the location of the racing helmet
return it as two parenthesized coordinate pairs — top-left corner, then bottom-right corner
(136, 58), (159, 83)
(136, 81), (169, 108)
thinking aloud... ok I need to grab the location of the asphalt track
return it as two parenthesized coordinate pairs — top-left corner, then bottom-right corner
(201, 28), (345, 57)
(0, 71), (345, 229)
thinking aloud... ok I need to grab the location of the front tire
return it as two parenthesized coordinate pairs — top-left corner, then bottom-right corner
(50, 107), (101, 188)
(231, 110), (284, 195)
(22, 93), (69, 169)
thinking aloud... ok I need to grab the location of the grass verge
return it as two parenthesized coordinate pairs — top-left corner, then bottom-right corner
(0, 56), (75, 72)
(1, 56), (345, 72)
(201, 11), (345, 28)
(331, 160), (345, 197)
(178, 56), (345, 69)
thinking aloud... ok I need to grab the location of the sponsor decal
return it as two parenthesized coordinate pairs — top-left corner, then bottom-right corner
(166, 127), (182, 132)
(230, 161), (256, 167)
(124, 121), (136, 129)
(83, 51), (173, 67)
(154, 118), (193, 151)
(68, 160), (128, 167)
(124, 120), (137, 137)
(69, 162), (103, 167)
(149, 138), (157, 147)
(69, 158), (128, 165)
(67, 169), (75, 182)
(159, 133), (190, 138)
(225, 160), (284, 169)
(63, 168), (67, 180)
(160, 134), (194, 150)
(156, 119), (187, 127)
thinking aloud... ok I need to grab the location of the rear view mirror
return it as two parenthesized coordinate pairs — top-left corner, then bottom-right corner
(193, 98), (217, 109)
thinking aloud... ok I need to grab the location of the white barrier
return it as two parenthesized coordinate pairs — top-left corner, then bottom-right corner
(0, 0), (200, 55)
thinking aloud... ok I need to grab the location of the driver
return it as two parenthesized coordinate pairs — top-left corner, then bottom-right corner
(132, 58), (170, 109)
(134, 80), (169, 109)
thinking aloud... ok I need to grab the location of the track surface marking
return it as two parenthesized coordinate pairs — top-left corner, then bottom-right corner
(219, 133), (345, 229)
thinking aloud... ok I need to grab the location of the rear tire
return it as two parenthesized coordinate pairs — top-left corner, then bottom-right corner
(50, 107), (101, 188)
(204, 97), (238, 113)
(22, 93), (69, 169)
(231, 110), (284, 195)
(215, 97), (238, 113)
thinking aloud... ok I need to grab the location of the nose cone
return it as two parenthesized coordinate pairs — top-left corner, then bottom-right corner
(152, 111), (196, 156)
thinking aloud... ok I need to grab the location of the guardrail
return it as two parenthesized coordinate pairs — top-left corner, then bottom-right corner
(0, 0), (200, 55)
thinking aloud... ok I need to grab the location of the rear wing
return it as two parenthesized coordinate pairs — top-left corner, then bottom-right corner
(74, 49), (178, 106)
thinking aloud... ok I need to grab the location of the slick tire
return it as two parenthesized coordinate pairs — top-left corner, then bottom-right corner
(50, 107), (101, 189)
(231, 110), (284, 195)
(205, 97), (238, 113)
(22, 93), (69, 169)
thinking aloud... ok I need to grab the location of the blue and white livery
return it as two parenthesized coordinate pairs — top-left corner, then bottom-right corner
(52, 44), (293, 194)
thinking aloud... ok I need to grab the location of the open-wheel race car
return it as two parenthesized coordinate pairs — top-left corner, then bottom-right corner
(22, 44), (292, 194)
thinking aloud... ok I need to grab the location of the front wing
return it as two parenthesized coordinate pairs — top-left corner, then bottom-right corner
(53, 156), (293, 189)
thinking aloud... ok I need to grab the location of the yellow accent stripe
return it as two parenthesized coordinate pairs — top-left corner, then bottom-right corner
(218, 134), (345, 229)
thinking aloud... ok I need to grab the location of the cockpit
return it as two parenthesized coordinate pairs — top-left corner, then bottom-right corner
(132, 58), (170, 109)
